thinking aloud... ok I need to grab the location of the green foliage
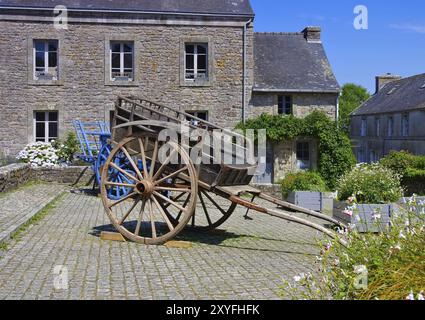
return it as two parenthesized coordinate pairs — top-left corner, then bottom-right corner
(281, 171), (328, 198)
(52, 132), (80, 163)
(237, 111), (356, 189)
(339, 84), (370, 133)
(380, 151), (425, 196)
(337, 163), (404, 204)
(281, 197), (425, 300)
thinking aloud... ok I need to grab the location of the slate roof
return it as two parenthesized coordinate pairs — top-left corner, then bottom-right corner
(351, 73), (425, 116)
(0, 0), (254, 17)
(253, 32), (340, 93)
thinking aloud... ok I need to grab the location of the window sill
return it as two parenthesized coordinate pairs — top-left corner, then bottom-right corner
(28, 79), (63, 86)
(180, 80), (212, 87)
(105, 81), (140, 87)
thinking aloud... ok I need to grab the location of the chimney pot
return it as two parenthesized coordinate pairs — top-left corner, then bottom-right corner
(375, 74), (402, 93)
(302, 26), (321, 43)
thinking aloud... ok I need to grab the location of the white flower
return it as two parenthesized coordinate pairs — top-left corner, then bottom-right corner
(406, 291), (415, 300)
(418, 292), (424, 301)
(399, 231), (407, 240)
(343, 210), (353, 217)
(293, 273), (306, 283)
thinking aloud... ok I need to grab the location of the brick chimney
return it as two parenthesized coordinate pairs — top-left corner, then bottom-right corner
(375, 73), (402, 93)
(302, 26), (321, 43)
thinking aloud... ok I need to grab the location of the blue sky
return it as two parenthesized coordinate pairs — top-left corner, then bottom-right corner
(250, 0), (425, 93)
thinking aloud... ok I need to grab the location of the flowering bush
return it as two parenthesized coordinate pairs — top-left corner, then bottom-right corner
(17, 142), (60, 168)
(280, 196), (425, 300)
(337, 163), (404, 204)
(51, 132), (80, 163)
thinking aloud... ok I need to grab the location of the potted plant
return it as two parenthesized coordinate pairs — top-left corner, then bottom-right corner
(281, 171), (334, 215)
(334, 163), (404, 233)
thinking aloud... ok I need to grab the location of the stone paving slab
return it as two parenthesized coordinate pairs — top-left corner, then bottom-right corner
(0, 189), (326, 300)
(0, 183), (68, 243)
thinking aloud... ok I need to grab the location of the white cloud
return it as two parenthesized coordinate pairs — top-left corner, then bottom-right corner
(390, 24), (425, 34)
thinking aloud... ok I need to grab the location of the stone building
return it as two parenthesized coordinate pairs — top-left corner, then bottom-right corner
(0, 0), (340, 183)
(351, 73), (425, 163)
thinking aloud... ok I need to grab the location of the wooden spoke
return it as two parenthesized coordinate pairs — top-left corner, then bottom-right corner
(108, 192), (137, 208)
(134, 199), (147, 236)
(198, 191), (213, 226)
(155, 187), (191, 193)
(118, 198), (140, 225)
(149, 140), (159, 178)
(151, 196), (175, 231)
(153, 191), (187, 213)
(109, 162), (138, 182)
(105, 182), (136, 188)
(175, 195), (191, 222)
(155, 166), (188, 185)
(152, 148), (178, 181)
(201, 190), (228, 216)
(120, 146), (143, 180)
(138, 138), (149, 179)
(148, 199), (157, 239)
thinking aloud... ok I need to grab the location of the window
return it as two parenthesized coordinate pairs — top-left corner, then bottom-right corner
(361, 118), (367, 137)
(296, 141), (310, 170)
(357, 149), (365, 163)
(185, 43), (208, 81)
(186, 111), (208, 122)
(387, 116), (394, 137)
(34, 111), (58, 142)
(34, 40), (58, 80)
(375, 117), (381, 137)
(110, 41), (134, 81)
(402, 114), (409, 137)
(278, 96), (293, 115)
(369, 150), (377, 163)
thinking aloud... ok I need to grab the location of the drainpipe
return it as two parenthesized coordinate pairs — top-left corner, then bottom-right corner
(242, 18), (253, 124)
(336, 93), (340, 124)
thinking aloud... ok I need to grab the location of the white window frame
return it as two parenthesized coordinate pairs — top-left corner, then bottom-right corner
(110, 41), (134, 81)
(34, 111), (59, 142)
(360, 118), (367, 137)
(33, 40), (58, 80)
(387, 116), (394, 137)
(185, 43), (208, 81)
(402, 114), (410, 137)
(375, 117), (381, 137)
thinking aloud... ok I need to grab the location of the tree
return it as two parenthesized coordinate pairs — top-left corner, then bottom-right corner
(339, 83), (370, 133)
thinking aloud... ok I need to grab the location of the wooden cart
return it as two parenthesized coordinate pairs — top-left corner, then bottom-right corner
(99, 96), (346, 245)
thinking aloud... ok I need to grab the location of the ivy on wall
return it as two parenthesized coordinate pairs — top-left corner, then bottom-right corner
(237, 111), (356, 189)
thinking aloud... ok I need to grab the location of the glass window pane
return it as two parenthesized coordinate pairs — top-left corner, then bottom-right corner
(197, 44), (207, 54)
(36, 122), (45, 138)
(36, 52), (45, 68)
(49, 112), (58, 122)
(48, 40), (58, 52)
(124, 53), (133, 69)
(111, 53), (120, 69)
(123, 43), (133, 53)
(111, 43), (121, 53)
(34, 40), (44, 52)
(35, 112), (45, 121)
(186, 44), (194, 54)
(186, 55), (194, 70)
(49, 122), (58, 139)
(198, 54), (207, 70)
(48, 52), (57, 68)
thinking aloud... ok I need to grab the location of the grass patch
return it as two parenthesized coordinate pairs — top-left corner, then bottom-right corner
(0, 180), (40, 199)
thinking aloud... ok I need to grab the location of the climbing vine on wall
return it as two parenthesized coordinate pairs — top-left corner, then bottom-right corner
(236, 111), (356, 189)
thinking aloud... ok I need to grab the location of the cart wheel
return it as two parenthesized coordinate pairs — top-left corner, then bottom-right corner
(100, 135), (198, 245)
(189, 190), (237, 231)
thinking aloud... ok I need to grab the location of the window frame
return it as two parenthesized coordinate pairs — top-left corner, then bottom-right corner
(180, 37), (213, 87)
(33, 39), (59, 81)
(110, 41), (134, 82)
(184, 43), (208, 82)
(296, 141), (311, 170)
(360, 118), (367, 137)
(33, 111), (59, 143)
(278, 95), (293, 115)
(387, 116), (394, 137)
(402, 113), (410, 137)
(185, 111), (209, 122)
(375, 117), (381, 137)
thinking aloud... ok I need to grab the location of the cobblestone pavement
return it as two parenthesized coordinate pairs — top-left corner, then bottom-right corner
(0, 188), (326, 300)
(0, 183), (68, 243)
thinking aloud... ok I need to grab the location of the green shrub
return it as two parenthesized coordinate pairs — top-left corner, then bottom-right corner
(337, 163), (404, 204)
(281, 171), (328, 198)
(380, 151), (425, 195)
(237, 111), (356, 189)
(52, 132), (80, 163)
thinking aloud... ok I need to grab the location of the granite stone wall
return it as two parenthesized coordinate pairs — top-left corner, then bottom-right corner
(0, 164), (32, 193)
(0, 20), (253, 156)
